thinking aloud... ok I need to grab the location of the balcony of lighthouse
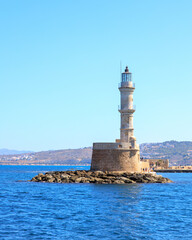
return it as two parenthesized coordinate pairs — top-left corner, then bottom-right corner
(118, 81), (135, 89)
(93, 142), (139, 150)
(118, 105), (136, 113)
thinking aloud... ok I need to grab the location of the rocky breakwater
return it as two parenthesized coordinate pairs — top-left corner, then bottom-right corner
(31, 170), (172, 184)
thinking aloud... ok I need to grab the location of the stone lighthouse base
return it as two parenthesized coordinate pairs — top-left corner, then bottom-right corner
(91, 143), (141, 172)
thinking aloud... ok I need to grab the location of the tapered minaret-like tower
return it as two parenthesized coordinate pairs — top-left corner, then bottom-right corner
(91, 65), (142, 172)
(119, 66), (138, 149)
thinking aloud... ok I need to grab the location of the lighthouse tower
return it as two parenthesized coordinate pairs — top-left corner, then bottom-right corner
(91, 65), (141, 172)
(119, 66), (137, 149)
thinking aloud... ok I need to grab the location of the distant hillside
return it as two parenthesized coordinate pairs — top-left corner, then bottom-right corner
(0, 149), (32, 155)
(0, 147), (92, 165)
(1, 141), (192, 166)
(140, 141), (192, 166)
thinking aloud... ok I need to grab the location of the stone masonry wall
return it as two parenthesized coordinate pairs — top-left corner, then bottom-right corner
(91, 149), (140, 172)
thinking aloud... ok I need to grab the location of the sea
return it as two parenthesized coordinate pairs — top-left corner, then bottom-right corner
(0, 165), (192, 240)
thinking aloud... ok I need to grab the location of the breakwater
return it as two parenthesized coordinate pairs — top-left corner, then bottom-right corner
(31, 170), (172, 184)
(156, 169), (192, 173)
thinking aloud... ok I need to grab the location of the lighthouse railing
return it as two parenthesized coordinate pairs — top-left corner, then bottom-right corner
(119, 82), (135, 88)
(118, 105), (136, 111)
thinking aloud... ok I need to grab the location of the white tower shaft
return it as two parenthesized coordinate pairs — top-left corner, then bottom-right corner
(119, 66), (136, 147)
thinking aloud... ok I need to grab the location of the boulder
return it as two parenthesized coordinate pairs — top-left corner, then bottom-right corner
(61, 174), (70, 179)
(113, 180), (125, 184)
(75, 177), (83, 183)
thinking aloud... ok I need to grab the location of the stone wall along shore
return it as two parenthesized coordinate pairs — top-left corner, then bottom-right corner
(31, 170), (172, 184)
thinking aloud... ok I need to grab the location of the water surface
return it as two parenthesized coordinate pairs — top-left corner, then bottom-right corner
(0, 166), (191, 240)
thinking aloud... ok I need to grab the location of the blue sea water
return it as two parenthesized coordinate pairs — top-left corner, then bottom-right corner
(0, 166), (192, 240)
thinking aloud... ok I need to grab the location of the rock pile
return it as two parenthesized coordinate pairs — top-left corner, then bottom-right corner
(31, 170), (172, 184)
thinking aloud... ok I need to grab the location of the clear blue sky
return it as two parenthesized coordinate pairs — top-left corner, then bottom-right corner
(1, 0), (192, 151)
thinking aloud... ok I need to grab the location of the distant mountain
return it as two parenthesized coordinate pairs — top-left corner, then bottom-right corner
(0, 149), (32, 155)
(1, 141), (192, 166)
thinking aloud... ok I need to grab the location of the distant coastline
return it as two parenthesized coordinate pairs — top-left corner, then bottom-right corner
(2, 164), (192, 173)
(0, 164), (91, 166)
(1, 140), (192, 166)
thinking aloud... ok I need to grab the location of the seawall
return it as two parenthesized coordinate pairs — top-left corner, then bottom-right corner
(156, 169), (192, 173)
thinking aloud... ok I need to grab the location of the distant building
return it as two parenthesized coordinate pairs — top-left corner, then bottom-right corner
(147, 159), (169, 170)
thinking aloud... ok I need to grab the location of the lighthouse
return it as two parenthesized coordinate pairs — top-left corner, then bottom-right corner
(91, 65), (142, 172)
(119, 66), (138, 149)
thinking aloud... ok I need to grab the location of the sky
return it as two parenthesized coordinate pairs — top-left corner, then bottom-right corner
(0, 0), (192, 151)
